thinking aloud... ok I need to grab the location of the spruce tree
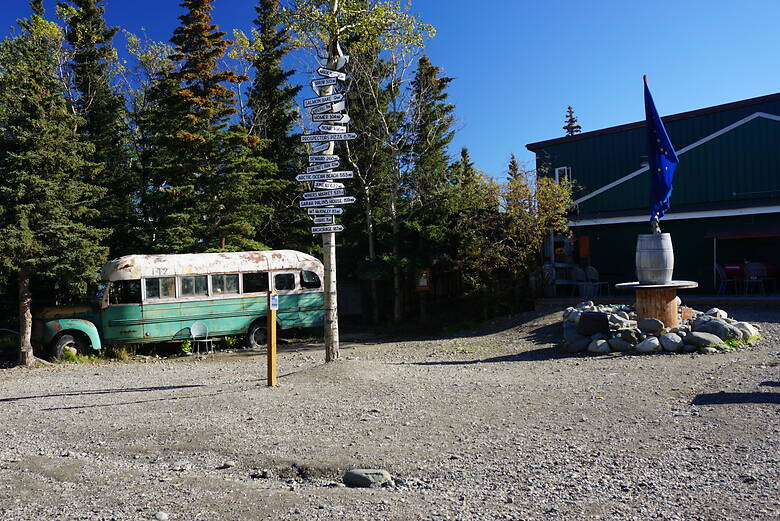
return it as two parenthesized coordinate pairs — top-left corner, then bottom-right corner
(507, 153), (521, 179)
(563, 105), (581, 136)
(60, 0), (136, 256)
(147, 0), (277, 252)
(0, 7), (106, 365)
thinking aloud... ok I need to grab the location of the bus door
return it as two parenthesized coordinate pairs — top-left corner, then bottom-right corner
(102, 280), (144, 344)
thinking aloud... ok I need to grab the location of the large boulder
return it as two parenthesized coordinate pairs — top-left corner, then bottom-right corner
(608, 337), (633, 352)
(693, 317), (742, 340)
(635, 336), (661, 353)
(733, 322), (759, 342)
(587, 339), (611, 354)
(684, 331), (723, 348)
(564, 323), (588, 344)
(619, 328), (643, 344)
(660, 333), (683, 352)
(638, 318), (664, 335)
(343, 469), (392, 488)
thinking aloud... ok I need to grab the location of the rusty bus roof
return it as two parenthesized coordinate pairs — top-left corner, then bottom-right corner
(100, 250), (323, 281)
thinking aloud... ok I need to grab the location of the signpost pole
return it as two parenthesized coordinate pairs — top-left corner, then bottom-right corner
(267, 290), (278, 386)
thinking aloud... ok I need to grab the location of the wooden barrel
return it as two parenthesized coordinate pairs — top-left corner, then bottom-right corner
(636, 233), (674, 284)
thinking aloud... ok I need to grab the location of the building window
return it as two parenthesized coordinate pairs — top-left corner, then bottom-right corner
(146, 277), (176, 300)
(555, 166), (571, 183)
(300, 270), (321, 289)
(212, 274), (239, 295)
(181, 275), (208, 297)
(242, 272), (269, 293)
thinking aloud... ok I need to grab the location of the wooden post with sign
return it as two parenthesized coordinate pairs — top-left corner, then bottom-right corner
(267, 291), (278, 386)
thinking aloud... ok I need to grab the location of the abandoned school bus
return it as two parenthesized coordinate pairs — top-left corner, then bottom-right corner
(33, 250), (325, 358)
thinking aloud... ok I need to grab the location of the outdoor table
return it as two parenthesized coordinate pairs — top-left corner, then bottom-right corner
(615, 280), (698, 328)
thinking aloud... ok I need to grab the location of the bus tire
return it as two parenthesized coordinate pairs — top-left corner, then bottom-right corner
(50, 333), (89, 360)
(247, 321), (267, 349)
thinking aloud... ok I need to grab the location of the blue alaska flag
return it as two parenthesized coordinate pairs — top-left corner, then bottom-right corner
(644, 76), (679, 221)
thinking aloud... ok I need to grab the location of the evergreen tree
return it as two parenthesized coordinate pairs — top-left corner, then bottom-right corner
(0, 7), (106, 365)
(246, 0), (305, 249)
(507, 153), (521, 179)
(146, 0), (277, 252)
(563, 105), (581, 136)
(60, 0), (136, 256)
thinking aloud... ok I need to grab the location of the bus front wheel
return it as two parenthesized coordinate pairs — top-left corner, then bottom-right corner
(247, 322), (267, 349)
(51, 333), (89, 360)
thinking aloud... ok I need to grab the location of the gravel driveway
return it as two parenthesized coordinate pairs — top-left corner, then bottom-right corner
(1, 307), (778, 521)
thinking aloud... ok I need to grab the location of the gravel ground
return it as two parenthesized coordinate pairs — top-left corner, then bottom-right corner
(0, 307), (778, 521)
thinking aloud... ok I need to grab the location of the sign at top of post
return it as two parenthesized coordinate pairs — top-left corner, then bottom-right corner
(317, 67), (347, 81)
(303, 93), (343, 108)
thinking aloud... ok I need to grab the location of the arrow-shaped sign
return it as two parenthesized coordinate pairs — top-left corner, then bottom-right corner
(317, 67), (347, 81)
(313, 181), (344, 190)
(319, 123), (348, 133)
(311, 113), (351, 123)
(296, 171), (354, 182)
(301, 133), (357, 143)
(308, 154), (339, 163)
(307, 207), (344, 215)
(311, 77), (338, 95)
(303, 188), (345, 199)
(303, 93), (344, 108)
(310, 104), (332, 115)
(312, 224), (345, 234)
(313, 216), (334, 225)
(305, 160), (340, 173)
(309, 142), (329, 153)
(299, 196), (356, 208)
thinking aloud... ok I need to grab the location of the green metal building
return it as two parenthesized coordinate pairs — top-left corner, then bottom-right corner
(526, 92), (780, 293)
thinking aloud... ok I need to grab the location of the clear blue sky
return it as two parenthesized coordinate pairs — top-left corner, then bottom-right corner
(3, 0), (780, 180)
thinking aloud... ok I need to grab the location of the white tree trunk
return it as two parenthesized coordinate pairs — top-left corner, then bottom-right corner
(18, 269), (34, 367)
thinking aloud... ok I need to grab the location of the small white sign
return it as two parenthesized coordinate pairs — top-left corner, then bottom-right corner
(309, 142), (329, 153)
(303, 93), (344, 108)
(313, 181), (344, 190)
(305, 160), (340, 173)
(299, 196), (356, 208)
(310, 104), (333, 115)
(300, 133), (357, 143)
(303, 188), (345, 199)
(312, 224), (345, 234)
(269, 293), (279, 310)
(296, 171), (354, 182)
(317, 67), (347, 81)
(313, 216), (334, 225)
(308, 154), (339, 163)
(307, 207), (344, 215)
(311, 113), (350, 123)
(319, 124), (348, 133)
(311, 77), (338, 95)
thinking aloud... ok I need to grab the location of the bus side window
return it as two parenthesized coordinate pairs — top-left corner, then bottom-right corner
(146, 277), (176, 299)
(212, 274), (239, 295)
(243, 272), (269, 293)
(300, 270), (321, 289)
(181, 275), (208, 297)
(274, 273), (295, 291)
(109, 280), (141, 304)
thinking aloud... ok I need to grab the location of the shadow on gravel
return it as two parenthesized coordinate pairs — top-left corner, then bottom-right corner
(759, 381), (780, 387)
(410, 346), (572, 366)
(0, 384), (205, 404)
(691, 391), (780, 405)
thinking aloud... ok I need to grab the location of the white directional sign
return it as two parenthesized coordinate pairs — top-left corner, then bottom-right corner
(312, 113), (350, 123)
(296, 171), (354, 182)
(307, 207), (344, 215)
(312, 224), (345, 234)
(319, 124), (347, 133)
(308, 154), (339, 163)
(304, 93), (344, 108)
(303, 188), (345, 199)
(309, 142), (329, 153)
(311, 77), (337, 95)
(305, 160), (340, 173)
(317, 67), (347, 81)
(301, 133), (357, 143)
(310, 104), (333, 115)
(313, 181), (344, 190)
(299, 196), (356, 208)
(313, 216), (334, 225)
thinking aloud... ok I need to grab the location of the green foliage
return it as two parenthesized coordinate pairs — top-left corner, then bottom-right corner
(59, 348), (99, 363)
(723, 334), (761, 349)
(180, 339), (192, 353)
(221, 335), (240, 349)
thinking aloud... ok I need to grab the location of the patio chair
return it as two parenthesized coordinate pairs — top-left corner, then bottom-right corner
(715, 264), (739, 295)
(743, 262), (767, 296)
(586, 266), (609, 296)
(572, 266), (595, 297)
(191, 321), (213, 354)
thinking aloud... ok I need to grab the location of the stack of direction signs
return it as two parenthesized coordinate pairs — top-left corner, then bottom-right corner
(297, 58), (357, 235)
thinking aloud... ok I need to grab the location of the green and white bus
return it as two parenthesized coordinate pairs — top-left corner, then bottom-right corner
(33, 250), (324, 358)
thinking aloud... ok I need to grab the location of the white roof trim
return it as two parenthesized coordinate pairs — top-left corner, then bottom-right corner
(568, 205), (780, 227)
(574, 112), (780, 205)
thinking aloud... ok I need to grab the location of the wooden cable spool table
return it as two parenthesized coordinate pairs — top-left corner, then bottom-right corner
(614, 280), (698, 328)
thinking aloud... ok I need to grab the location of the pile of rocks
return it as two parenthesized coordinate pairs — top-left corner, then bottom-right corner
(562, 301), (761, 355)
